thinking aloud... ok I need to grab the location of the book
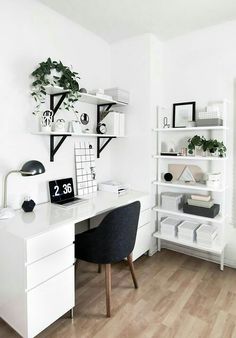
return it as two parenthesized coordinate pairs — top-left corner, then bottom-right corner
(191, 194), (211, 202)
(187, 198), (214, 208)
(161, 152), (180, 156)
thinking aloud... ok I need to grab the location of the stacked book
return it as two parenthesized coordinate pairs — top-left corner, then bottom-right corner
(178, 221), (200, 242)
(183, 194), (220, 218)
(187, 194), (214, 208)
(160, 217), (182, 237)
(196, 224), (217, 245)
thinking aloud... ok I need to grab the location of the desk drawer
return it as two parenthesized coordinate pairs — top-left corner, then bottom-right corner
(27, 266), (74, 338)
(140, 195), (151, 211)
(26, 223), (74, 264)
(26, 244), (74, 290)
(138, 209), (151, 228)
(133, 223), (151, 261)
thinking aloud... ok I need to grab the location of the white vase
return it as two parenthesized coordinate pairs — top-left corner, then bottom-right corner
(195, 146), (203, 157)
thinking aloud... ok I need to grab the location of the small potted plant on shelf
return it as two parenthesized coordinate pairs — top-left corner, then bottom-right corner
(203, 139), (227, 157)
(31, 57), (80, 114)
(188, 135), (227, 157)
(187, 135), (205, 156)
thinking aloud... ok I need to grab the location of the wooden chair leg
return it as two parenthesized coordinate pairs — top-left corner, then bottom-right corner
(105, 264), (111, 317)
(98, 264), (102, 273)
(127, 254), (138, 289)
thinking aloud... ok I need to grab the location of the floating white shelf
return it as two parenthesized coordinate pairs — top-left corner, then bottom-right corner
(152, 180), (226, 192)
(33, 132), (125, 138)
(153, 232), (224, 255)
(45, 85), (127, 106)
(153, 155), (227, 161)
(45, 85), (69, 95)
(77, 92), (127, 106)
(153, 126), (228, 132)
(153, 206), (224, 224)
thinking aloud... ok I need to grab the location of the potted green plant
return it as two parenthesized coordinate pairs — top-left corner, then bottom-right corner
(31, 58), (80, 114)
(187, 135), (205, 156)
(203, 139), (227, 157)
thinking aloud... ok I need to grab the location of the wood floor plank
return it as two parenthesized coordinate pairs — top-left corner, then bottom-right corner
(1, 250), (236, 338)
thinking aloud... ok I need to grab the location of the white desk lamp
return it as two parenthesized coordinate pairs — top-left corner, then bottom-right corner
(0, 160), (45, 220)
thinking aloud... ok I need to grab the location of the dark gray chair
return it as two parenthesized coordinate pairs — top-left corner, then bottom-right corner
(74, 201), (141, 317)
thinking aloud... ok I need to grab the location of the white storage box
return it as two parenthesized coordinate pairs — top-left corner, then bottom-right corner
(196, 224), (217, 245)
(98, 181), (129, 195)
(178, 221), (200, 242)
(160, 217), (182, 237)
(104, 88), (129, 104)
(161, 192), (183, 211)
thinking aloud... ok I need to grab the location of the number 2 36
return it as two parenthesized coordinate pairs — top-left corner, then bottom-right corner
(54, 183), (72, 196)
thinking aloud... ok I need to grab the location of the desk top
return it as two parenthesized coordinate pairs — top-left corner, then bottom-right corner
(0, 190), (149, 240)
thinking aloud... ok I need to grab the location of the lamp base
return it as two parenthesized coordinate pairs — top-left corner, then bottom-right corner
(0, 208), (15, 220)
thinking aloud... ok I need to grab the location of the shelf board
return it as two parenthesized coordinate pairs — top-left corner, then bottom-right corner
(78, 92), (127, 106)
(153, 232), (224, 254)
(33, 132), (125, 138)
(152, 180), (226, 192)
(153, 206), (224, 224)
(44, 85), (127, 106)
(153, 126), (227, 132)
(45, 85), (70, 95)
(153, 155), (227, 161)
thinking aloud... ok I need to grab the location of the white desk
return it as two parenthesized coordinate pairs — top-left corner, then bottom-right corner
(0, 190), (151, 338)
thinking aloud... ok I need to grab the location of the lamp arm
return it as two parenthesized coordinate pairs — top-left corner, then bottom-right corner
(3, 170), (32, 208)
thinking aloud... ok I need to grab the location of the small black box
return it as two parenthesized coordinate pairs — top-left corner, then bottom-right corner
(183, 203), (220, 218)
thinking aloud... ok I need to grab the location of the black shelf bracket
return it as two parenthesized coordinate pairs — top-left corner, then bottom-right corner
(96, 102), (117, 158)
(48, 91), (70, 162)
(97, 136), (116, 158)
(50, 134), (71, 162)
(50, 91), (70, 118)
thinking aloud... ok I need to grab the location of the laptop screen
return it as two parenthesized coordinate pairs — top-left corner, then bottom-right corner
(49, 178), (75, 203)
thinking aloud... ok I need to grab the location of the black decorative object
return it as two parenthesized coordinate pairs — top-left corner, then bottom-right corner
(97, 122), (107, 134)
(80, 113), (89, 125)
(164, 173), (173, 182)
(79, 88), (87, 93)
(22, 199), (36, 213)
(173, 102), (196, 128)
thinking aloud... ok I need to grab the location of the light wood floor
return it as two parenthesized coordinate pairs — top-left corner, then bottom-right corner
(2, 250), (236, 338)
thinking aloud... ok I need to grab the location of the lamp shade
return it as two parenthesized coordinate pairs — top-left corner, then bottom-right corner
(20, 160), (45, 176)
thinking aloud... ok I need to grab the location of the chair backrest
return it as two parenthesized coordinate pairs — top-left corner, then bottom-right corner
(95, 201), (141, 263)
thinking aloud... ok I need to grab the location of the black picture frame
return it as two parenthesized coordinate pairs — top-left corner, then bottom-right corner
(173, 101), (196, 128)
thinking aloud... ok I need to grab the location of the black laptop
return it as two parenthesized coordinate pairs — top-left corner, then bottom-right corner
(49, 178), (85, 207)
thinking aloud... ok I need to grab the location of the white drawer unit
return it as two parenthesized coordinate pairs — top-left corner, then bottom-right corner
(27, 266), (74, 338)
(138, 209), (151, 228)
(26, 244), (75, 290)
(133, 222), (152, 261)
(133, 194), (152, 261)
(26, 223), (74, 264)
(0, 221), (75, 338)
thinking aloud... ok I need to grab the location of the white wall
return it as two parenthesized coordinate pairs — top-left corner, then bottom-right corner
(162, 21), (236, 266)
(0, 0), (111, 208)
(110, 34), (162, 194)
